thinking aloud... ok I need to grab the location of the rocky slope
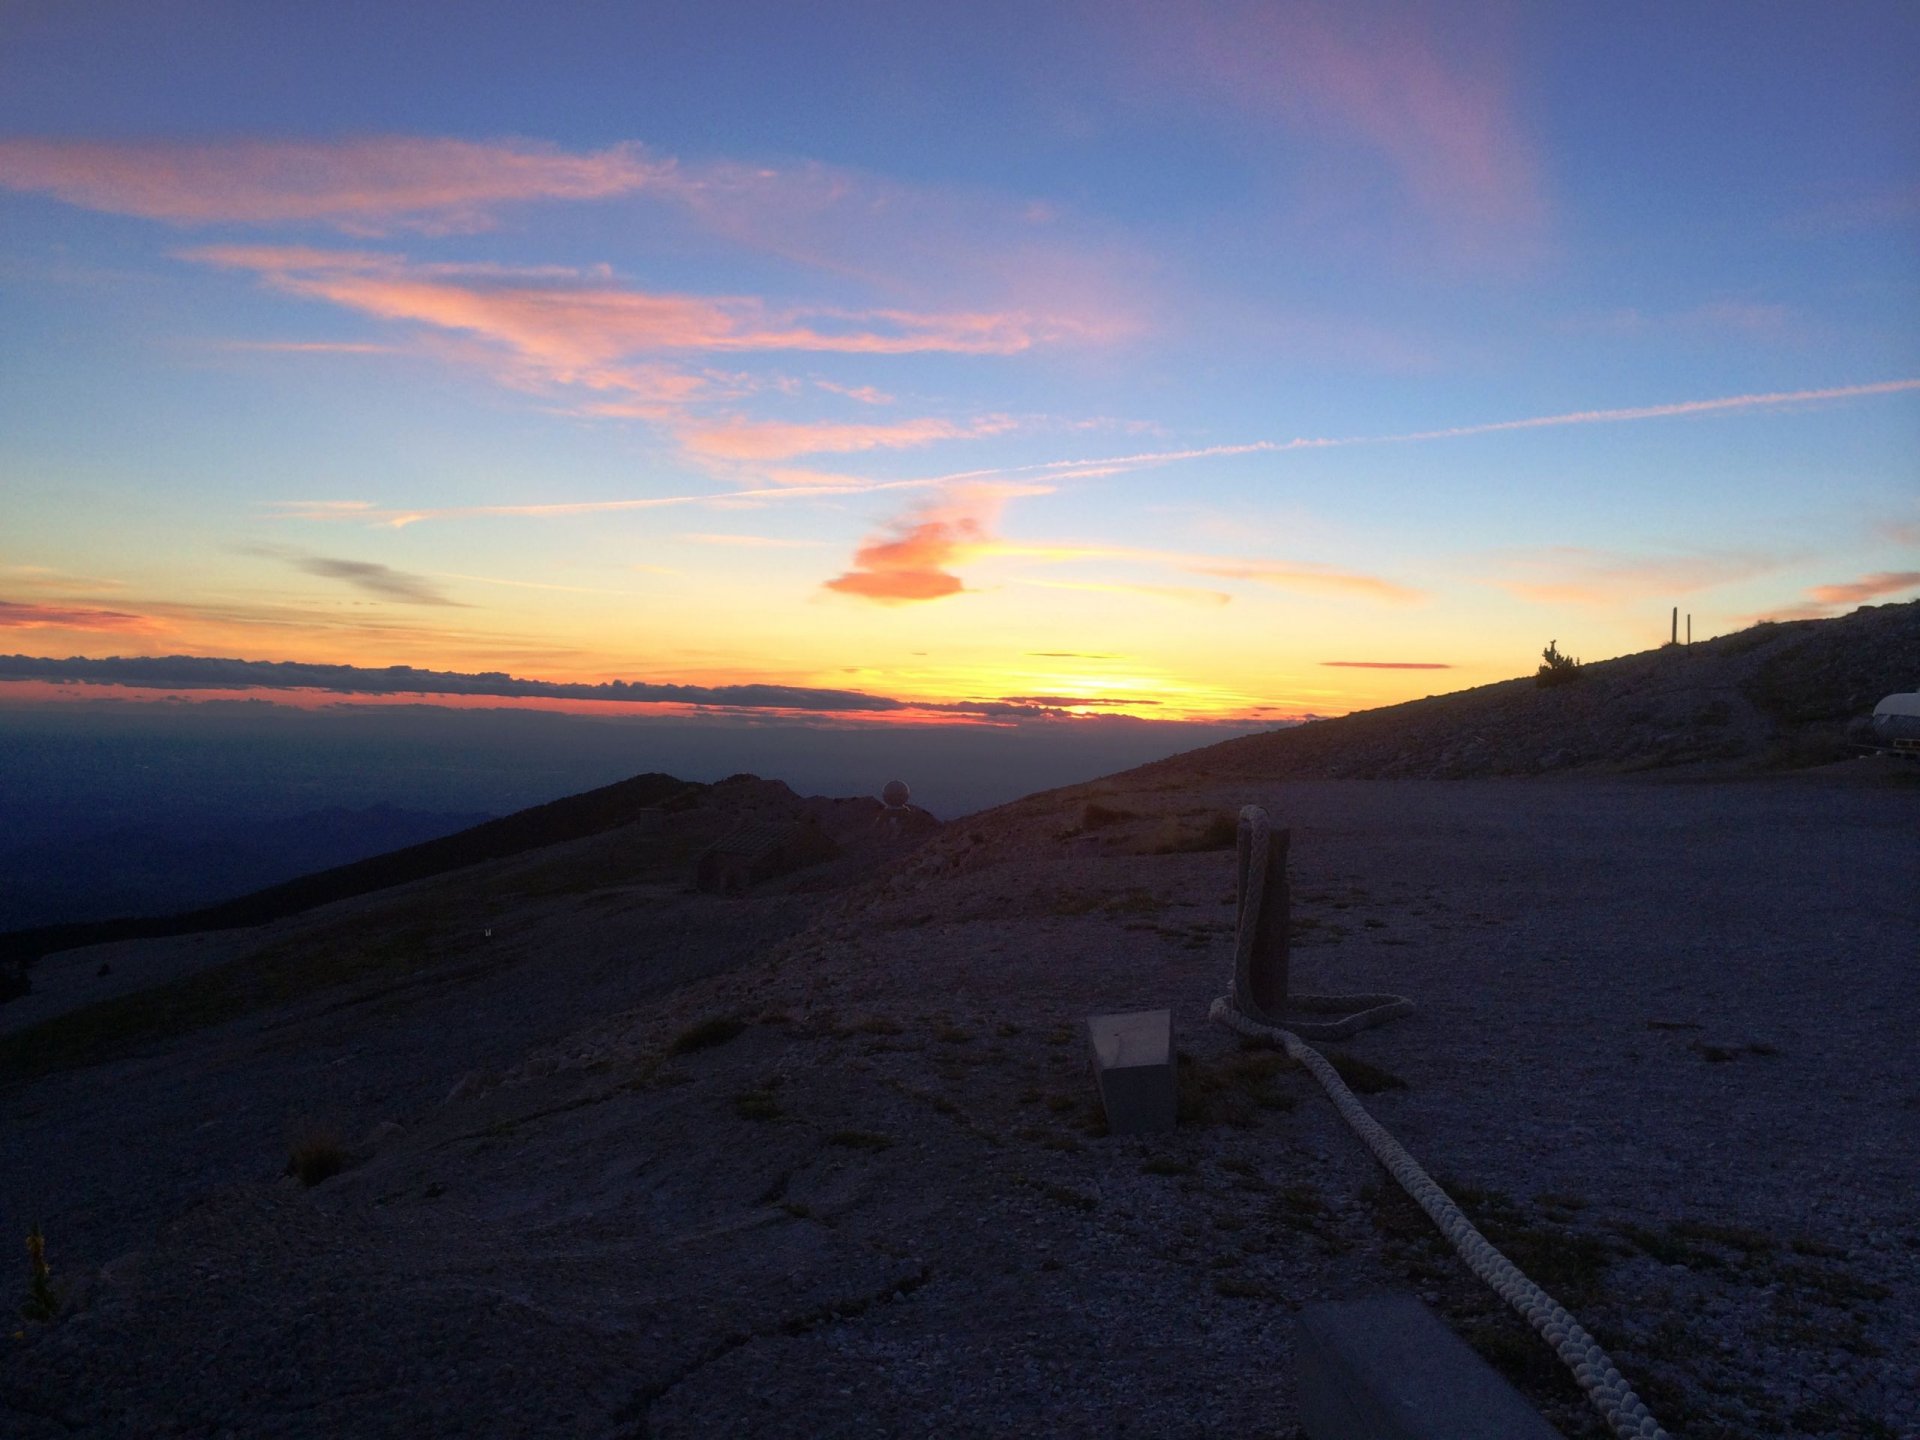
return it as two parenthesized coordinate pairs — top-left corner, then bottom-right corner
(1, 609), (1915, 1440)
(1145, 601), (1919, 784)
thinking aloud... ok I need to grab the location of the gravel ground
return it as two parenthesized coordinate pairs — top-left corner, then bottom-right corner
(3, 763), (1914, 1438)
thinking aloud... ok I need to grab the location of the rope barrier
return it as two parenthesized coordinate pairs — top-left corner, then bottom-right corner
(1213, 805), (1668, 1440)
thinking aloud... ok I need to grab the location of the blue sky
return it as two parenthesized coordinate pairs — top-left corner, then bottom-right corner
(1, 0), (1915, 724)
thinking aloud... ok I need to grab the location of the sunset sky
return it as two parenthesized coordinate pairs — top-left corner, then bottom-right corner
(3, 2), (1916, 726)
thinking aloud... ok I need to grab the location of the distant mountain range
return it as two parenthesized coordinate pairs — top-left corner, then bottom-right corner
(0, 774), (703, 978)
(6, 602), (1909, 998)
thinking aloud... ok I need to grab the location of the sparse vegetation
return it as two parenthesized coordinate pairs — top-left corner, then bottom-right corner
(0, 926), (438, 1085)
(826, 1130), (894, 1151)
(1078, 801), (1137, 830)
(20, 1225), (56, 1322)
(1536, 639), (1582, 688)
(666, 1015), (746, 1055)
(1144, 811), (1239, 853)
(1212, 1274), (1269, 1299)
(733, 1089), (781, 1120)
(1324, 1051), (1407, 1094)
(1176, 1048), (1299, 1127)
(287, 1130), (347, 1188)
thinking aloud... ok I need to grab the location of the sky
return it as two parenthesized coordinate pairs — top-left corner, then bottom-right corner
(2, 0), (1917, 730)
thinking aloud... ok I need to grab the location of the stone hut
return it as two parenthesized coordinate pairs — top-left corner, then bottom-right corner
(694, 816), (837, 894)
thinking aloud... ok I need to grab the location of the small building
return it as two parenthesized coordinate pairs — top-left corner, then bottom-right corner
(694, 816), (838, 894)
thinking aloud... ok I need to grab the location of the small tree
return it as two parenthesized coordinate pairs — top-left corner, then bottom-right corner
(1536, 639), (1581, 688)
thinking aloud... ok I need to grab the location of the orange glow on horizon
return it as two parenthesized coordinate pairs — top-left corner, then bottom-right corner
(0, 678), (1303, 727)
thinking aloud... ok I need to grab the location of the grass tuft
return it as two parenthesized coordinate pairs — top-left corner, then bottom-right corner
(1325, 1051), (1408, 1094)
(733, 1090), (781, 1121)
(667, 1015), (746, 1056)
(287, 1130), (347, 1188)
(20, 1225), (57, 1322)
(1079, 802), (1138, 830)
(827, 1130), (895, 1152)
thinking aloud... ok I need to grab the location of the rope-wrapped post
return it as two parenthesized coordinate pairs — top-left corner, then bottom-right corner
(1233, 805), (1290, 1025)
(1212, 803), (1668, 1440)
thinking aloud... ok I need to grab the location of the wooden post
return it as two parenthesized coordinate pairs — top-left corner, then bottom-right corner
(1671, 606), (1678, 645)
(1234, 811), (1291, 1023)
(1687, 613), (1692, 645)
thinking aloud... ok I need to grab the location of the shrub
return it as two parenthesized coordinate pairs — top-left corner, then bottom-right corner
(21, 1225), (56, 1321)
(733, 1090), (781, 1120)
(667, 1015), (746, 1055)
(827, 1130), (895, 1151)
(1144, 811), (1239, 853)
(1535, 640), (1582, 688)
(1079, 801), (1137, 830)
(287, 1131), (346, 1187)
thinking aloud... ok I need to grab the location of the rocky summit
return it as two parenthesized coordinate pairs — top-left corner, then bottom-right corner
(2, 607), (1915, 1440)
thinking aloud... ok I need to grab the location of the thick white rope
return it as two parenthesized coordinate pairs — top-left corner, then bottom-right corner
(1214, 806), (1668, 1440)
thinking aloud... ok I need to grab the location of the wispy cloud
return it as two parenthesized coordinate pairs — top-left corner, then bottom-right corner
(264, 473), (956, 529)
(1193, 562), (1423, 605)
(262, 379), (1920, 533)
(214, 339), (404, 355)
(819, 485), (1417, 608)
(1026, 579), (1233, 607)
(882, 380), (1920, 490)
(190, 246), (1073, 364)
(0, 136), (667, 233)
(1876, 514), (1920, 547)
(997, 694), (1160, 707)
(1, 133), (1153, 339)
(1807, 571), (1920, 606)
(255, 548), (468, 606)
(1102, 1), (1544, 256)
(679, 414), (1015, 461)
(1386, 380), (1920, 444)
(185, 246), (1095, 440)
(679, 533), (826, 549)
(0, 599), (163, 632)
(1321, 660), (1452, 669)
(1489, 546), (1782, 606)
(1564, 300), (1800, 342)
(1744, 575), (1920, 625)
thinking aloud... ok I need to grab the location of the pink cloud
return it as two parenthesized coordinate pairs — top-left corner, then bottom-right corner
(0, 599), (162, 632)
(1491, 546), (1780, 606)
(1103, 1), (1544, 254)
(1027, 580), (1232, 608)
(0, 136), (665, 232)
(1193, 562), (1423, 605)
(0, 134), (1151, 338)
(822, 488), (1021, 604)
(815, 380), (894, 405)
(823, 519), (979, 602)
(1806, 571), (1920, 605)
(680, 415), (1014, 461)
(188, 247), (1079, 387)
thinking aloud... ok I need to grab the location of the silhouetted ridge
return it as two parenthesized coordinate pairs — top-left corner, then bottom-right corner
(1135, 601), (1919, 784)
(0, 771), (701, 972)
